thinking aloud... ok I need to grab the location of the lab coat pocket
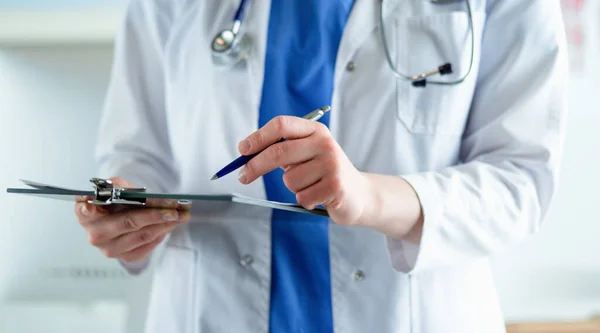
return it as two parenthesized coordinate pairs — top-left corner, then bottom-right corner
(145, 245), (198, 333)
(396, 10), (486, 135)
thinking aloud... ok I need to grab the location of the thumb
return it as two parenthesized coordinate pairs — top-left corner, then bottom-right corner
(109, 176), (136, 188)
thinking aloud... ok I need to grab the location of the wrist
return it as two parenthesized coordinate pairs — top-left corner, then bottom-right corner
(356, 174), (382, 227)
(357, 173), (424, 242)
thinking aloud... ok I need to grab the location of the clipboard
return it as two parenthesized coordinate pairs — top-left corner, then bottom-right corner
(6, 178), (330, 217)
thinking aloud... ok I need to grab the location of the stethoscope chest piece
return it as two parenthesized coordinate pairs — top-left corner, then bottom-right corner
(211, 28), (252, 68)
(211, 0), (252, 68)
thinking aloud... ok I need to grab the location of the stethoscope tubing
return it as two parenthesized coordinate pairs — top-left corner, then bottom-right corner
(213, 0), (475, 87)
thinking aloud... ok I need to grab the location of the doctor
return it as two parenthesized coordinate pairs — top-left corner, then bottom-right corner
(75, 0), (568, 332)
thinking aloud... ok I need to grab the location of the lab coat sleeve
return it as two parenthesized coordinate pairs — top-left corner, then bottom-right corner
(387, 0), (570, 273)
(94, 0), (178, 275)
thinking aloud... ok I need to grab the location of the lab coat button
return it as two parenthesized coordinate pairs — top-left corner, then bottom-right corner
(240, 255), (254, 267)
(353, 270), (365, 281)
(346, 61), (356, 72)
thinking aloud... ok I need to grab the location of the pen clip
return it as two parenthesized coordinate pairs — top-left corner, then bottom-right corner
(302, 105), (331, 121)
(88, 178), (147, 206)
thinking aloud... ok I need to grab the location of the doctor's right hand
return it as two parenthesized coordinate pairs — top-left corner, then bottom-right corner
(74, 177), (191, 263)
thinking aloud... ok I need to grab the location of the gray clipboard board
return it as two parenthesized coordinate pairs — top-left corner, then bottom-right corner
(6, 178), (330, 217)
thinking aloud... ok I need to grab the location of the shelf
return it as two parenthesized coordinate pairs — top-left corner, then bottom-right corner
(0, 7), (125, 46)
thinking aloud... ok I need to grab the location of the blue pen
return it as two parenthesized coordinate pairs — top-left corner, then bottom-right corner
(210, 105), (331, 181)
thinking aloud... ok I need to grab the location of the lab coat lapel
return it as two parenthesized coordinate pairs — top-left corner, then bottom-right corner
(335, 0), (402, 85)
(246, 0), (272, 114)
(330, 0), (401, 139)
(335, 0), (377, 85)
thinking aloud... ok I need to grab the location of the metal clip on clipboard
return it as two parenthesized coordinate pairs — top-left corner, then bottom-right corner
(88, 178), (147, 206)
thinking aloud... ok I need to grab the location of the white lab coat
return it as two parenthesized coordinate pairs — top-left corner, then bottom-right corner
(95, 0), (569, 332)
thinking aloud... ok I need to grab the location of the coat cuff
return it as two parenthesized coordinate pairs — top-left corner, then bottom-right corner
(119, 258), (151, 276)
(386, 173), (443, 273)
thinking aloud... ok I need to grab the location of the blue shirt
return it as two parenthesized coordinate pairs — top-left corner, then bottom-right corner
(256, 1), (355, 332)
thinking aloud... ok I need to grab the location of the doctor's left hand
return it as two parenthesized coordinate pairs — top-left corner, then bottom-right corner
(237, 116), (374, 226)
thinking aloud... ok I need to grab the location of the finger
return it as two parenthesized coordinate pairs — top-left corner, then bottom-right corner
(109, 177), (137, 188)
(282, 159), (328, 193)
(296, 176), (343, 210)
(144, 198), (193, 211)
(239, 116), (325, 155)
(241, 137), (321, 184)
(281, 164), (296, 172)
(103, 222), (178, 258)
(75, 201), (110, 224)
(86, 208), (185, 246)
(120, 234), (166, 264)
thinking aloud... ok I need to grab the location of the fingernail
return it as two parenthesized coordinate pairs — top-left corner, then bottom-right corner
(238, 166), (247, 183)
(81, 204), (91, 216)
(239, 139), (251, 154)
(178, 212), (190, 223)
(161, 210), (179, 222)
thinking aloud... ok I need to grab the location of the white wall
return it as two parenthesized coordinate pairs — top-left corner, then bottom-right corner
(0, 46), (121, 300)
(0, 301), (128, 333)
(490, 2), (600, 322)
(0, 2), (599, 332)
(0, 46), (149, 333)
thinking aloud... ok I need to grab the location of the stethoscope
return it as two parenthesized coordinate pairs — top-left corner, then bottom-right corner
(211, 0), (474, 87)
(211, 0), (252, 68)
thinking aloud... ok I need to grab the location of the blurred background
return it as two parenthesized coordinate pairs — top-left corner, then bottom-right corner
(0, 0), (598, 332)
